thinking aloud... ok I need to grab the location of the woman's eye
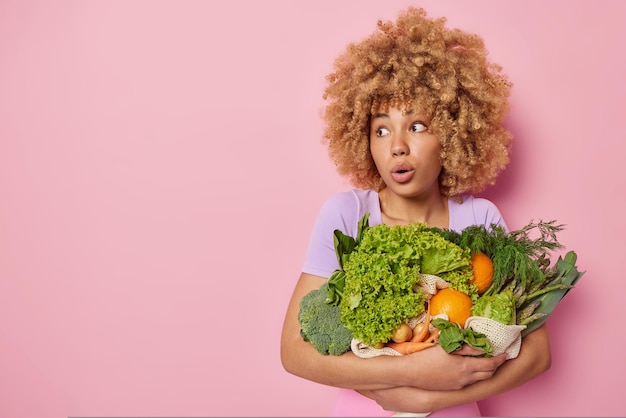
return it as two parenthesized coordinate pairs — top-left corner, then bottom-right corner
(411, 122), (427, 133)
(376, 127), (390, 137)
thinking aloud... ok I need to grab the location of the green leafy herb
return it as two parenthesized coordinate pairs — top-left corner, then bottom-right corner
(325, 269), (346, 306)
(432, 318), (493, 356)
(326, 212), (370, 306)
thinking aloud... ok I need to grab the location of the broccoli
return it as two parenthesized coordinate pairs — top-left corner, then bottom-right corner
(298, 282), (353, 355)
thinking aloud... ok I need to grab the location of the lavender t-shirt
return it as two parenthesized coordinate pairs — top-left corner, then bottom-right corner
(303, 189), (507, 279)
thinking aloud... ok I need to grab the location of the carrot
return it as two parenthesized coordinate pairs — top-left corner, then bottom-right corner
(410, 302), (431, 343)
(386, 341), (435, 355)
(424, 328), (440, 344)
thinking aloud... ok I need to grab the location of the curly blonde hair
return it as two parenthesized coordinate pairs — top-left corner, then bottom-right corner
(322, 7), (512, 197)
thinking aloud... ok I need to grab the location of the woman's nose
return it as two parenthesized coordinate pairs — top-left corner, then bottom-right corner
(391, 134), (409, 156)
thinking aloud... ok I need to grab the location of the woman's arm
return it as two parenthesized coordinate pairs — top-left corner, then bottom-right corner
(280, 273), (508, 391)
(362, 324), (551, 413)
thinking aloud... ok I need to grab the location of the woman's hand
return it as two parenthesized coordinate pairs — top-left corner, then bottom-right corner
(397, 343), (507, 391)
(359, 386), (434, 414)
(363, 326), (551, 413)
(360, 346), (505, 413)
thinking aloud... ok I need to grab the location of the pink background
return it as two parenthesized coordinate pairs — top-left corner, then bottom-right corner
(1, 1), (624, 416)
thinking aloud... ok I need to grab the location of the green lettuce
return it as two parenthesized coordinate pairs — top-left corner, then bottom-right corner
(419, 230), (471, 276)
(471, 289), (516, 325)
(339, 218), (473, 347)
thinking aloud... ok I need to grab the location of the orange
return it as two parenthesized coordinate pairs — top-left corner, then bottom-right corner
(430, 288), (473, 326)
(470, 252), (494, 295)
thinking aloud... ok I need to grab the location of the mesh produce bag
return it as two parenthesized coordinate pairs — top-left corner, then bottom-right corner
(465, 316), (526, 359)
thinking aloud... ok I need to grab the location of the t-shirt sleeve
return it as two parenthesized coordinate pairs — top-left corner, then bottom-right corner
(302, 193), (359, 279)
(472, 197), (509, 232)
(449, 195), (509, 233)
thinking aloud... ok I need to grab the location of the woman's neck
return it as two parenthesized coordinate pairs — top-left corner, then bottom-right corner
(378, 187), (449, 228)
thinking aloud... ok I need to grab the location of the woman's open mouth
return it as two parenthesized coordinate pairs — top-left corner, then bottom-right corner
(391, 166), (415, 183)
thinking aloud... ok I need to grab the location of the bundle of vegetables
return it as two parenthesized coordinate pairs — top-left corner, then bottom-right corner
(298, 212), (584, 357)
(438, 222), (585, 336)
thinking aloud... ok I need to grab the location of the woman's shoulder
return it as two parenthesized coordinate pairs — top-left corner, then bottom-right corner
(302, 189), (380, 278)
(449, 195), (508, 232)
(314, 189), (381, 236)
(320, 189), (380, 221)
(322, 188), (377, 205)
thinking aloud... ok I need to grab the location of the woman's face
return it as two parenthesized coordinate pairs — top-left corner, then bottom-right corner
(369, 106), (442, 199)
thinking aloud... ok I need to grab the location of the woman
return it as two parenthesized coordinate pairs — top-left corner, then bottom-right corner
(281, 7), (551, 416)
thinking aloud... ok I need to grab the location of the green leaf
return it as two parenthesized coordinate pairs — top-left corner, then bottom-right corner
(521, 251), (584, 336)
(464, 328), (493, 357)
(333, 213), (370, 270)
(356, 212), (370, 245)
(432, 318), (493, 356)
(436, 322), (465, 353)
(326, 270), (346, 306)
(346, 293), (362, 310)
(333, 230), (356, 270)
(420, 240), (470, 276)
